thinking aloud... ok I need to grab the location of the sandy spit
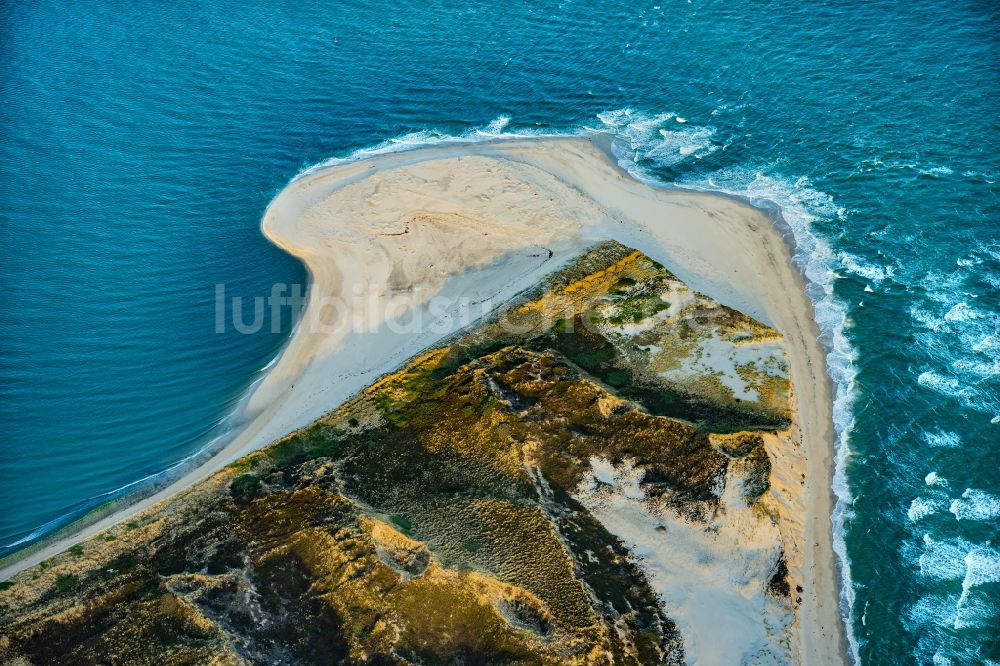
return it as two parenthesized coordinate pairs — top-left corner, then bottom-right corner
(0, 137), (844, 665)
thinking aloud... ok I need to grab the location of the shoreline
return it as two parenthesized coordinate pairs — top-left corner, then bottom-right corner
(595, 139), (851, 664)
(0, 136), (845, 664)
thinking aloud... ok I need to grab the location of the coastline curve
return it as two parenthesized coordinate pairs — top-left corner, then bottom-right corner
(0, 136), (846, 665)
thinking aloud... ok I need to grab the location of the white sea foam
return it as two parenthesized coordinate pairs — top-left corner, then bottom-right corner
(908, 535), (1000, 639)
(908, 495), (948, 522)
(924, 429), (962, 448)
(919, 535), (973, 581)
(952, 358), (999, 378)
(953, 592), (997, 630)
(910, 267), (1000, 368)
(972, 334), (999, 355)
(932, 651), (955, 666)
(944, 302), (982, 323)
(596, 108), (676, 150)
(910, 306), (944, 332)
(914, 286), (998, 410)
(913, 271), (1000, 408)
(297, 109), (724, 183)
(923, 270), (966, 305)
(917, 370), (962, 397)
(594, 108), (720, 167)
(293, 115), (550, 180)
(927, 645), (998, 666)
(906, 592), (959, 630)
(839, 252), (895, 284)
(481, 115), (512, 134)
(904, 539), (1000, 666)
(950, 489), (1000, 522)
(957, 545), (1000, 624)
(955, 255), (982, 267)
(925, 472), (949, 487)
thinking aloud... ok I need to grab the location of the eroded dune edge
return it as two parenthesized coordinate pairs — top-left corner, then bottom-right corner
(0, 138), (843, 665)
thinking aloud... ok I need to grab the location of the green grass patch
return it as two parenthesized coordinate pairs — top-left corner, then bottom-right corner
(227, 454), (262, 474)
(263, 427), (340, 468)
(535, 314), (786, 433)
(230, 474), (262, 503)
(565, 346), (614, 373)
(608, 294), (669, 325)
(54, 574), (78, 594)
(68, 544), (84, 557)
(266, 437), (308, 467)
(431, 340), (507, 380)
(604, 369), (633, 388)
(389, 514), (412, 533)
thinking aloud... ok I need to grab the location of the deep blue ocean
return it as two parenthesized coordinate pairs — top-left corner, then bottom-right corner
(1, 0), (997, 662)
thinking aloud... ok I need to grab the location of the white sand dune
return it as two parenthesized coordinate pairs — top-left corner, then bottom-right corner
(0, 137), (843, 665)
(578, 454), (793, 665)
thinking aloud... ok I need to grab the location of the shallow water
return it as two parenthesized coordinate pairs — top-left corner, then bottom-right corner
(1, 0), (997, 662)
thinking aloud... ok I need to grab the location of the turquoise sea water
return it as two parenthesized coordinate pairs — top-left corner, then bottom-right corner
(1, 1), (997, 662)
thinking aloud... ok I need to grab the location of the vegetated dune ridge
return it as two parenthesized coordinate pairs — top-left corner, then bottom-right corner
(0, 137), (842, 664)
